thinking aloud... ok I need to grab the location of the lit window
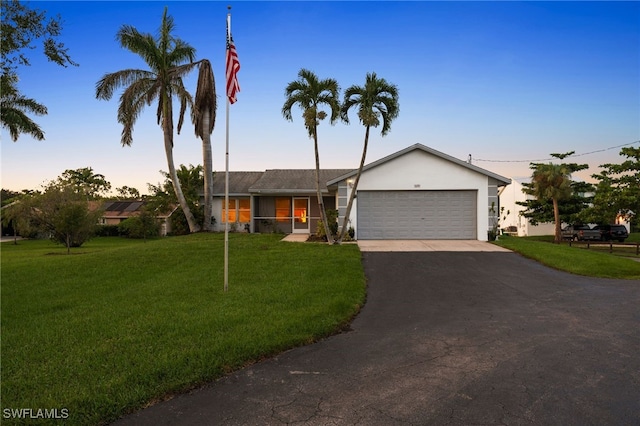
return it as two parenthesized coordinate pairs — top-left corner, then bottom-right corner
(222, 198), (251, 223)
(275, 198), (290, 222)
(238, 199), (251, 222)
(221, 199), (236, 223)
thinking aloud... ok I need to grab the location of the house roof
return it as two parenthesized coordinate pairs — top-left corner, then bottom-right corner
(327, 143), (511, 186)
(249, 169), (352, 194)
(213, 169), (353, 195)
(212, 172), (263, 195)
(101, 200), (145, 218)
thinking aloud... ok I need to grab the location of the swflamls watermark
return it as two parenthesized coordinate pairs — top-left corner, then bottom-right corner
(3, 408), (69, 420)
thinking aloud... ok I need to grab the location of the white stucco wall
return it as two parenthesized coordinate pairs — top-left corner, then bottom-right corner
(498, 179), (555, 237)
(344, 149), (494, 241)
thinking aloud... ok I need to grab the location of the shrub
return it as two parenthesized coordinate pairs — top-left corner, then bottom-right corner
(95, 225), (120, 237)
(316, 209), (339, 238)
(118, 213), (159, 239)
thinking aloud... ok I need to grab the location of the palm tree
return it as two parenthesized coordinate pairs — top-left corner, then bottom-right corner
(282, 69), (340, 242)
(337, 72), (399, 243)
(95, 7), (201, 232)
(531, 162), (573, 243)
(192, 59), (216, 231)
(1, 73), (47, 141)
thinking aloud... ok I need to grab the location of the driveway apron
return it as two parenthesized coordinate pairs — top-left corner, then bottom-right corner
(113, 251), (640, 425)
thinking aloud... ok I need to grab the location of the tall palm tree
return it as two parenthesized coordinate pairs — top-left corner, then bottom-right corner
(337, 72), (399, 243)
(282, 68), (340, 242)
(1, 73), (47, 141)
(531, 162), (573, 243)
(95, 7), (201, 232)
(192, 59), (216, 231)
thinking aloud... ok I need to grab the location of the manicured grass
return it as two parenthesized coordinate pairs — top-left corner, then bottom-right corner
(1, 234), (366, 425)
(494, 234), (640, 280)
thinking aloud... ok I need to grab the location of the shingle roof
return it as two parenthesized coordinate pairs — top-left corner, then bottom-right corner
(211, 169), (353, 195)
(250, 169), (353, 194)
(102, 201), (145, 217)
(211, 172), (264, 195)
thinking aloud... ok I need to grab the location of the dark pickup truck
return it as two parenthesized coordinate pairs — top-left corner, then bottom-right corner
(561, 225), (601, 241)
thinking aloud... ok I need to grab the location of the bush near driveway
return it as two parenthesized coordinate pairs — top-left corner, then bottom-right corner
(1, 234), (366, 425)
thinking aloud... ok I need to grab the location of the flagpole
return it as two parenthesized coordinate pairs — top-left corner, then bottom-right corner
(224, 7), (231, 292)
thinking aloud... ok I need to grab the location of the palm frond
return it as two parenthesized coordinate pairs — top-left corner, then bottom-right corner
(173, 78), (194, 135)
(116, 79), (157, 146)
(193, 59), (217, 138)
(282, 69), (340, 131)
(166, 40), (197, 67)
(341, 72), (399, 136)
(1, 106), (46, 141)
(117, 26), (159, 70)
(95, 69), (155, 100)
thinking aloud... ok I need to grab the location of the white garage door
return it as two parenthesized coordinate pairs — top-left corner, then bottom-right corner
(357, 190), (477, 240)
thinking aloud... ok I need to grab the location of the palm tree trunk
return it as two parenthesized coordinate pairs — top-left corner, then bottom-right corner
(313, 132), (333, 243)
(337, 125), (370, 243)
(553, 197), (561, 243)
(201, 110), (214, 231)
(163, 102), (200, 233)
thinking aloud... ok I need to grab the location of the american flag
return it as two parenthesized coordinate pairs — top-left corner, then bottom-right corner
(226, 27), (240, 104)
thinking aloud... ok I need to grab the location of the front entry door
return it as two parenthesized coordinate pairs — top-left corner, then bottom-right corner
(293, 197), (309, 233)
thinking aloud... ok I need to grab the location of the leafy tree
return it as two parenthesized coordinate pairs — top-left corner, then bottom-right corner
(519, 179), (594, 227)
(1, 0), (77, 141)
(1, 188), (21, 207)
(115, 186), (141, 200)
(520, 152), (589, 243)
(585, 146), (639, 229)
(192, 59), (216, 231)
(1, 193), (38, 243)
(146, 165), (204, 235)
(28, 184), (102, 253)
(55, 167), (111, 199)
(282, 69), (340, 242)
(95, 7), (201, 232)
(337, 72), (399, 243)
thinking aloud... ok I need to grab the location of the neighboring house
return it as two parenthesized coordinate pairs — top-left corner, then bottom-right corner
(214, 144), (511, 241)
(99, 201), (146, 225)
(98, 200), (177, 236)
(498, 178), (555, 237)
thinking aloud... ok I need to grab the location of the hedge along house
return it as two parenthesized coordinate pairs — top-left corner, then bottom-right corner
(328, 144), (511, 241)
(210, 144), (510, 241)
(211, 169), (351, 234)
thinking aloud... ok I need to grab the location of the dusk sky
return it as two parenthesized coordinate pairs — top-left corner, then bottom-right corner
(1, 1), (639, 194)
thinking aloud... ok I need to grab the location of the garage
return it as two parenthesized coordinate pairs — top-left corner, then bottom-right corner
(356, 190), (477, 240)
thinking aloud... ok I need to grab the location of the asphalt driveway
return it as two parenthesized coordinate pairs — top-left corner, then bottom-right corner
(113, 250), (640, 425)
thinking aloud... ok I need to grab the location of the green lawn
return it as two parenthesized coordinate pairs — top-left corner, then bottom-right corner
(494, 234), (640, 280)
(1, 234), (366, 425)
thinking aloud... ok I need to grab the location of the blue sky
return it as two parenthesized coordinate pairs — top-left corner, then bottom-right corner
(2, 1), (639, 194)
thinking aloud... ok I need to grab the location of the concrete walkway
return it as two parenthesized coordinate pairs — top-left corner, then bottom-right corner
(281, 234), (511, 252)
(357, 239), (511, 252)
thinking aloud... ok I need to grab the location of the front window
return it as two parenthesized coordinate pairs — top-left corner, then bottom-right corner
(238, 199), (251, 222)
(222, 198), (250, 223)
(275, 198), (290, 222)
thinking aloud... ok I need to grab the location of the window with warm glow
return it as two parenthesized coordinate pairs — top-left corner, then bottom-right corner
(238, 199), (251, 222)
(222, 199), (237, 223)
(275, 198), (290, 222)
(221, 198), (251, 223)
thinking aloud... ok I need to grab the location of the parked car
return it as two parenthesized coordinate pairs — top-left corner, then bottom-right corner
(593, 224), (629, 242)
(561, 225), (601, 241)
